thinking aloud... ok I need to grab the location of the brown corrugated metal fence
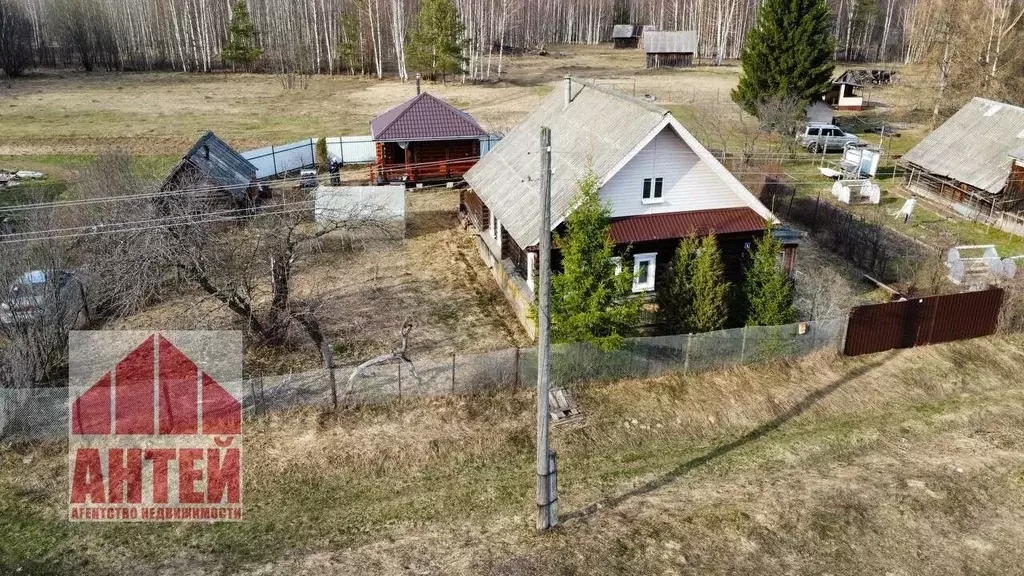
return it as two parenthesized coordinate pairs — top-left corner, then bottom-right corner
(844, 288), (1004, 356)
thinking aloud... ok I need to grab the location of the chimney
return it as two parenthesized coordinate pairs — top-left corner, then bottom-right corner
(563, 75), (572, 109)
(416, 73), (421, 95)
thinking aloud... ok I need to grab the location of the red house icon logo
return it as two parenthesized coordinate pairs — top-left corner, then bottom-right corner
(68, 332), (243, 522)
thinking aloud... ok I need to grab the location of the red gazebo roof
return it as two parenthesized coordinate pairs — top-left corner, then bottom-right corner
(370, 93), (487, 143)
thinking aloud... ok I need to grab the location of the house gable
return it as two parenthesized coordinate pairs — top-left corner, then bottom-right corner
(599, 124), (750, 217)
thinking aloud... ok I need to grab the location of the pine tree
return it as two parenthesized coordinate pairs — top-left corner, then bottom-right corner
(743, 227), (797, 326)
(549, 172), (643, 350)
(731, 0), (835, 116)
(221, 1), (263, 72)
(407, 0), (467, 83)
(657, 235), (699, 333)
(689, 235), (730, 332)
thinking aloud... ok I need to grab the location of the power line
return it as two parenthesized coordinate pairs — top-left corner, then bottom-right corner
(0, 181), (459, 244)
(0, 155), (483, 213)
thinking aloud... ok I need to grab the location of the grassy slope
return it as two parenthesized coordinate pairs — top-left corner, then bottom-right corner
(3, 335), (1024, 575)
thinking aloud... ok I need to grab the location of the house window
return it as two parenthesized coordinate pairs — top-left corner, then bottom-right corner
(642, 178), (664, 203)
(491, 213), (500, 241)
(632, 253), (657, 293)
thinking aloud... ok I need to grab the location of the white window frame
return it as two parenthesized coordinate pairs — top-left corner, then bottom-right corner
(641, 177), (665, 204)
(526, 252), (536, 292)
(632, 253), (657, 293)
(491, 213), (500, 241)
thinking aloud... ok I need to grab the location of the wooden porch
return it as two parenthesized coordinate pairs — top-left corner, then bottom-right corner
(371, 139), (480, 185)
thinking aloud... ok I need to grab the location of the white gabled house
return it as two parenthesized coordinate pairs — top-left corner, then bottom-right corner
(461, 76), (797, 335)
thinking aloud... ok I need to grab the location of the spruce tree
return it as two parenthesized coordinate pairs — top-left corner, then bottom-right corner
(657, 235), (699, 333)
(688, 234), (730, 332)
(743, 227), (797, 326)
(549, 172), (643, 350)
(221, 0), (263, 72)
(408, 0), (466, 83)
(731, 0), (835, 116)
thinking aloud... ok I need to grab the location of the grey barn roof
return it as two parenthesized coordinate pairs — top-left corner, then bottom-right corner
(643, 30), (697, 54)
(164, 131), (258, 199)
(902, 98), (1024, 195)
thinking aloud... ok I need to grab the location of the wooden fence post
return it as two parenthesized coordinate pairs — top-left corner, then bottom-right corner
(514, 347), (521, 390)
(740, 326), (748, 363)
(398, 362), (402, 400)
(451, 352), (456, 394)
(683, 334), (692, 372)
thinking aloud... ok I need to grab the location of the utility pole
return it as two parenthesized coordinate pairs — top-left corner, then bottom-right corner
(536, 126), (557, 530)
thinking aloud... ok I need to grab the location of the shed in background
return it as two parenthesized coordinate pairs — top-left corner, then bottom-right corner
(643, 30), (697, 68)
(611, 24), (645, 49)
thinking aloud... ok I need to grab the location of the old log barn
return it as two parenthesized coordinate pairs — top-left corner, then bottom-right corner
(901, 98), (1024, 217)
(161, 131), (265, 210)
(611, 24), (644, 49)
(643, 30), (697, 68)
(463, 77), (798, 335)
(370, 92), (488, 185)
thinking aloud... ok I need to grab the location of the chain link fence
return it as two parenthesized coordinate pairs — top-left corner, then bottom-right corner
(1, 319), (845, 445)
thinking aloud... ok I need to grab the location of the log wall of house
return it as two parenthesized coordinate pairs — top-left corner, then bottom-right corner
(461, 189), (490, 230)
(547, 227), (761, 288)
(376, 139), (480, 182)
(1005, 162), (1024, 212)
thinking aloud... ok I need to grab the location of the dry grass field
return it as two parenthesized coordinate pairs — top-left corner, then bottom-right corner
(0, 46), (743, 160)
(3, 336), (1024, 575)
(113, 189), (531, 373)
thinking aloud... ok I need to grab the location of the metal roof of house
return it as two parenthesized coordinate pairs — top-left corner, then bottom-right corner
(164, 131), (257, 198)
(464, 77), (775, 248)
(643, 30), (698, 54)
(370, 92), (487, 142)
(612, 24), (643, 39)
(902, 98), (1024, 195)
(609, 208), (766, 244)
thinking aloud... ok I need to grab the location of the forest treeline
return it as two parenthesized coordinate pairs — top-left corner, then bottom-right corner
(0, 0), (1022, 103)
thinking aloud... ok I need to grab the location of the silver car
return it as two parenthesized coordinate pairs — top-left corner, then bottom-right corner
(798, 123), (861, 153)
(0, 269), (90, 328)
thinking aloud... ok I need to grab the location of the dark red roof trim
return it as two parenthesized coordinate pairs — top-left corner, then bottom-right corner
(608, 207), (767, 244)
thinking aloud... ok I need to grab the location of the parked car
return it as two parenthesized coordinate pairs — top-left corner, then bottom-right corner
(299, 169), (319, 189)
(798, 123), (861, 153)
(0, 269), (90, 328)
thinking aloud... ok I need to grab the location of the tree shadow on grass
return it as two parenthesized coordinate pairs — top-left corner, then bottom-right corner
(562, 351), (898, 522)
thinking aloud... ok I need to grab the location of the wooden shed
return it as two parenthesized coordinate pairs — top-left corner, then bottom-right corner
(643, 30), (697, 68)
(611, 24), (644, 49)
(369, 92), (488, 185)
(824, 71), (864, 110)
(901, 98), (1024, 216)
(160, 131), (264, 211)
